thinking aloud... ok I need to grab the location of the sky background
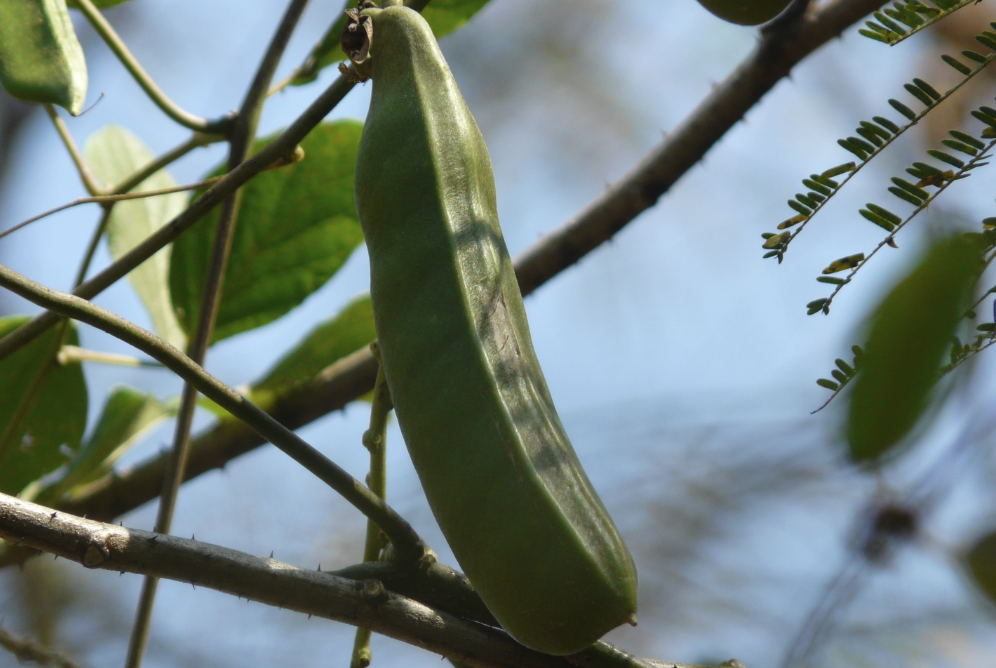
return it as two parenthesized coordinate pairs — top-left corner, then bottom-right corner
(3, 0), (996, 667)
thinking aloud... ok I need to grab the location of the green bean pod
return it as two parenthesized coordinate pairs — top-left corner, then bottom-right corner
(350, 4), (637, 655)
(0, 0), (87, 114)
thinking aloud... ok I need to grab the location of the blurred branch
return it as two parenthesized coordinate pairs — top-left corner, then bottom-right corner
(0, 0), (892, 561)
(514, 0), (888, 297)
(0, 493), (743, 668)
(0, 624), (86, 668)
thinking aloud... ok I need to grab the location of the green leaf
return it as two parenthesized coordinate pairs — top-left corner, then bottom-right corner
(85, 124), (188, 350)
(290, 0), (492, 86)
(823, 253), (865, 274)
(847, 235), (984, 464)
(421, 0), (491, 38)
(169, 121), (365, 344)
(249, 295), (376, 409)
(965, 531), (996, 606)
(822, 162), (856, 178)
(889, 98), (918, 120)
(34, 387), (170, 503)
(0, 316), (87, 496)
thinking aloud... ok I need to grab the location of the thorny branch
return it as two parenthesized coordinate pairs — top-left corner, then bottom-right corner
(0, 493), (743, 668)
(0, 624), (86, 668)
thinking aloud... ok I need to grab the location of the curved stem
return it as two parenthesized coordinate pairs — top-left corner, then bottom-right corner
(45, 105), (104, 196)
(0, 261), (430, 562)
(73, 0), (229, 134)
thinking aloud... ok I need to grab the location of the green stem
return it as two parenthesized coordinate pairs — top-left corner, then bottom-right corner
(56, 345), (159, 367)
(350, 347), (392, 668)
(45, 105), (104, 196)
(72, 0), (228, 134)
(76, 207), (114, 286)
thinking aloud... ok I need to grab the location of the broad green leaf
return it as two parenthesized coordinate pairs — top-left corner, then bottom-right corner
(34, 387), (170, 504)
(170, 121), (365, 344)
(847, 234), (984, 464)
(250, 295), (376, 407)
(0, 316), (87, 496)
(290, 0), (492, 86)
(966, 531), (996, 607)
(85, 124), (188, 350)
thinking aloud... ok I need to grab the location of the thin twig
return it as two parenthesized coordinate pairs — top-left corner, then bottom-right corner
(819, 141), (996, 313)
(74, 208), (114, 287)
(72, 0), (228, 134)
(45, 105), (104, 196)
(0, 179), (220, 242)
(0, 261), (429, 562)
(0, 624), (87, 668)
(351, 346), (392, 668)
(1, 149), (303, 242)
